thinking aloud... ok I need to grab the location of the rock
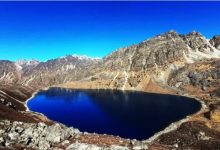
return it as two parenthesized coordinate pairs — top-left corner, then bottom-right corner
(53, 148), (63, 150)
(212, 88), (220, 97)
(5, 140), (11, 147)
(0, 98), (5, 103)
(8, 132), (19, 141)
(168, 59), (220, 94)
(4, 120), (11, 126)
(202, 86), (208, 91)
(38, 122), (47, 129)
(66, 142), (102, 150)
(210, 109), (220, 123)
(0, 129), (4, 135)
(174, 143), (178, 148)
(199, 131), (211, 140)
(0, 120), (86, 149)
(38, 140), (51, 150)
(132, 142), (148, 150)
(61, 140), (69, 146)
(175, 82), (182, 88)
(4, 101), (16, 109)
(210, 35), (220, 50)
(22, 127), (34, 138)
(0, 60), (21, 84)
(44, 123), (62, 143)
(15, 126), (24, 133)
(0, 137), (4, 145)
(60, 127), (79, 140)
(110, 145), (130, 150)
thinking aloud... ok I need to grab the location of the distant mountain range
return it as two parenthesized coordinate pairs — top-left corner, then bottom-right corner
(0, 30), (219, 93)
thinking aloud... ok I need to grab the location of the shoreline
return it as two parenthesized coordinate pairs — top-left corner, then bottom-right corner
(144, 95), (207, 143)
(23, 86), (206, 143)
(24, 86), (51, 112)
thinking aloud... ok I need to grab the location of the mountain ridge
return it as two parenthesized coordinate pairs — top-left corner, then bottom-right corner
(0, 30), (220, 90)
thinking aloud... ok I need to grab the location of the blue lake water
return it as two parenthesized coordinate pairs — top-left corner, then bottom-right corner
(27, 87), (201, 140)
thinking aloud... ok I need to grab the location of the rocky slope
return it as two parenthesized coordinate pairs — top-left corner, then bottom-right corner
(0, 55), (100, 88)
(20, 55), (100, 88)
(168, 59), (220, 96)
(0, 60), (21, 84)
(0, 30), (220, 150)
(0, 120), (152, 150)
(210, 35), (220, 50)
(61, 31), (220, 92)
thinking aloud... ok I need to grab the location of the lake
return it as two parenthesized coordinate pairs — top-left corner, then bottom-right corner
(27, 87), (201, 140)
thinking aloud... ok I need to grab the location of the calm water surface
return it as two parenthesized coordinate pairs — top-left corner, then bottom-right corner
(27, 88), (201, 140)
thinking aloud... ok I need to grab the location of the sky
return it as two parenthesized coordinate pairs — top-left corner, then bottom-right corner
(0, 1), (220, 62)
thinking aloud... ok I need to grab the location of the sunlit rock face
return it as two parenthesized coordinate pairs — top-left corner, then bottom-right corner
(86, 31), (220, 90)
(168, 59), (220, 93)
(20, 55), (101, 88)
(102, 31), (187, 71)
(101, 31), (220, 72)
(210, 35), (220, 50)
(181, 31), (215, 53)
(0, 60), (21, 84)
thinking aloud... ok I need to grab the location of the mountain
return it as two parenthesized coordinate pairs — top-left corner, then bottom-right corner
(0, 31), (220, 91)
(69, 31), (220, 92)
(102, 31), (219, 70)
(20, 55), (100, 87)
(210, 35), (220, 50)
(0, 60), (21, 84)
(0, 55), (101, 88)
(15, 59), (40, 67)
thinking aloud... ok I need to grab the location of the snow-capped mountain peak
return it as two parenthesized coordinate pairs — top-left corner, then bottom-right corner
(15, 59), (40, 67)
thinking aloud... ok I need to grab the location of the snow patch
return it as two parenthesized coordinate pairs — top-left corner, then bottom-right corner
(184, 41), (220, 63)
(61, 64), (76, 71)
(15, 63), (23, 72)
(15, 59), (39, 67)
(58, 54), (101, 62)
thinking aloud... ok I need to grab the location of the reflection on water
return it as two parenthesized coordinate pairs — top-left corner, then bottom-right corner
(28, 87), (201, 140)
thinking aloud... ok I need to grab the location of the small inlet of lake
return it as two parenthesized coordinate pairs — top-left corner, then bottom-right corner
(27, 87), (201, 140)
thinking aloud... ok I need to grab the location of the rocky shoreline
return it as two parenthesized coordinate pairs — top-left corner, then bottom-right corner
(0, 120), (150, 150)
(0, 84), (209, 150)
(0, 118), (146, 150)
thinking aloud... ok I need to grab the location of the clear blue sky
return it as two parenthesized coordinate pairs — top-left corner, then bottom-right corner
(0, 1), (220, 61)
